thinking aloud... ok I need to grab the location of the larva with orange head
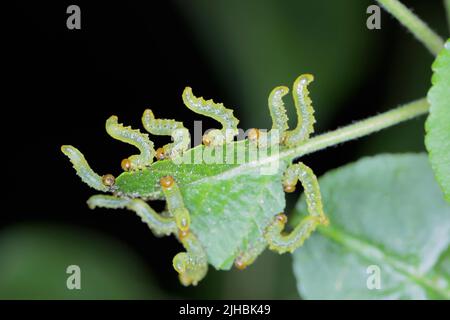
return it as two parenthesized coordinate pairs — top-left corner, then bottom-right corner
(87, 193), (206, 285)
(142, 109), (190, 159)
(160, 176), (190, 232)
(265, 215), (321, 254)
(61, 145), (109, 192)
(105, 115), (155, 171)
(265, 162), (328, 254)
(182, 87), (239, 147)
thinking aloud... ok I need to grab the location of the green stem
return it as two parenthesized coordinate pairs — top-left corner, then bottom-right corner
(285, 98), (429, 160)
(377, 0), (444, 55)
(194, 99), (429, 183)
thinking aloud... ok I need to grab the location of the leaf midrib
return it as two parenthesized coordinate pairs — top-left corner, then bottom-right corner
(319, 225), (450, 299)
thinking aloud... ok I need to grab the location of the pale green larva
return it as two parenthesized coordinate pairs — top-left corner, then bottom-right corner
(182, 87), (239, 146)
(61, 145), (109, 192)
(265, 162), (328, 254)
(105, 115), (155, 170)
(257, 75), (315, 148)
(257, 86), (290, 148)
(284, 74), (316, 146)
(142, 109), (190, 159)
(268, 86), (290, 132)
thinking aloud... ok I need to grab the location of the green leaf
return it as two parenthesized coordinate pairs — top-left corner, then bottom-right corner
(117, 142), (290, 270)
(292, 154), (450, 299)
(425, 39), (450, 203)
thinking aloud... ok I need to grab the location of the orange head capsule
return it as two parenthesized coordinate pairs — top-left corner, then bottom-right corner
(319, 216), (330, 226)
(248, 128), (260, 142)
(202, 135), (212, 146)
(121, 158), (132, 171)
(234, 258), (247, 270)
(178, 229), (189, 240)
(276, 213), (288, 224)
(155, 147), (165, 160)
(101, 174), (115, 187)
(283, 184), (296, 193)
(160, 175), (175, 189)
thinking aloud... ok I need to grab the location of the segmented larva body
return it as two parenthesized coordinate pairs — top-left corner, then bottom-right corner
(87, 195), (177, 237)
(173, 230), (208, 286)
(160, 176), (190, 232)
(105, 115), (155, 170)
(142, 109), (190, 159)
(264, 162), (328, 253)
(282, 163), (326, 220)
(182, 87), (239, 146)
(284, 74), (316, 146)
(61, 145), (109, 192)
(268, 86), (290, 132)
(257, 86), (290, 148)
(265, 214), (321, 254)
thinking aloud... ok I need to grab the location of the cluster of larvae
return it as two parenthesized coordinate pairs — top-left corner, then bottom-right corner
(62, 74), (328, 285)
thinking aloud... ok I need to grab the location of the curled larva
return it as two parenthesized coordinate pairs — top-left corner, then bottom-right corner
(105, 115), (155, 170)
(265, 215), (320, 254)
(182, 87), (239, 146)
(142, 109), (190, 159)
(173, 231), (208, 286)
(284, 74), (316, 146)
(282, 162), (326, 221)
(265, 162), (328, 254)
(61, 145), (108, 192)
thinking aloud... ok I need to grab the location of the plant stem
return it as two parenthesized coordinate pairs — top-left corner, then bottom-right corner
(204, 99), (428, 179)
(445, 0), (450, 33)
(286, 98), (429, 160)
(377, 0), (444, 55)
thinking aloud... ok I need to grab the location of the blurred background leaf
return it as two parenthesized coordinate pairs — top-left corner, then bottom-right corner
(0, 223), (164, 299)
(292, 154), (450, 299)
